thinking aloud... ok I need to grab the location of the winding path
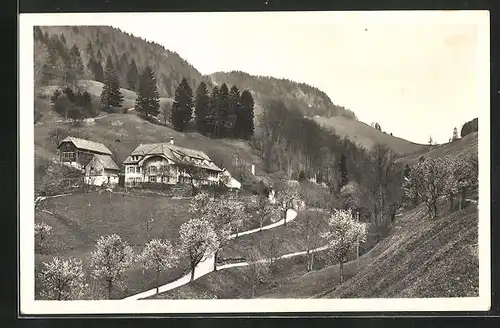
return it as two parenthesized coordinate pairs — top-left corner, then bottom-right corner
(122, 208), (300, 300)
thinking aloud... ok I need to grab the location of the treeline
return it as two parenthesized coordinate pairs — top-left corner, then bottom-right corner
(36, 26), (208, 97)
(211, 71), (358, 120)
(255, 100), (408, 230)
(168, 78), (255, 139)
(255, 100), (365, 185)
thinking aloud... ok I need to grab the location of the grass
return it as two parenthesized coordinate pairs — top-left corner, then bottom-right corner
(35, 191), (193, 299)
(149, 208), (381, 299)
(147, 193), (478, 299)
(34, 111), (267, 185)
(312, 116), (431, 156)
(326, 202), (478, 298)
(402, 131), (478, 166)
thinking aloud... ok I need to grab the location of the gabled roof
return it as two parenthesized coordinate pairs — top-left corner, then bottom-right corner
(123, 142), (222, 171)
(58, 136), (112, 155)
(87, 154), (120, 171)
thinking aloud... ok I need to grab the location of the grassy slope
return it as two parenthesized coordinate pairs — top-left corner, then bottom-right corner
(36, 80), (173, 124)
(35, 191), (285, 299)
(161, 198), (478, 299)
(34, 112), (265, 176)
(148, 208), (381, 299)
(312, 116), (430, 156)
(35, 192), (193, 299)
(402, 131), (478, 165)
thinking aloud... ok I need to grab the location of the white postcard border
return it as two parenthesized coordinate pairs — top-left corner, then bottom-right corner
(19, 11), (491, 315)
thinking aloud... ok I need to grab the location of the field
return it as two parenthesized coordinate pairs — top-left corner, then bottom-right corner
(312, 115), (431, 156)
(35, 190), (284, 299)
(35, 191), (193, 299)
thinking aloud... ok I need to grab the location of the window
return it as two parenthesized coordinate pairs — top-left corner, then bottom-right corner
(62, 151), (76, 161)
(149, 166), (157, 174)
(127, 166), (136, 173)
(162, 176), (169, 183)
(149, 176), (156, 183)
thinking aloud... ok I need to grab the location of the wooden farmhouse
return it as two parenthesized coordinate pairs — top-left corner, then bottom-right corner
(57, 136), (120, 186)
(122, 138), (224, 187)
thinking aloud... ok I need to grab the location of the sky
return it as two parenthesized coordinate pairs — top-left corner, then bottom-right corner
(104, 12), (484, 144)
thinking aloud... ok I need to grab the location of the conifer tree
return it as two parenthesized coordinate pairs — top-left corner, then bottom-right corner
(67, 44), (84, 85)
(338, 154), (349, 191)
(207, 86), (222, 137)
(100, 57), (123, 112)
(34, 26), (44, 42)
(219, 83), (230, 137)
(135, 65), (160, 117)
(194, 81), (210, 133)
(170, 78), (194, 131)
(126, 59), (139, 91)
(86, 40), (94, 57)
(228, 85), (241, 138)
(240, 90), (255, 139)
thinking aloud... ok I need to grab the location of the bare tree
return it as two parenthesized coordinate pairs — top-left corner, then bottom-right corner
(362, 143), (403, 227)
(246, 248), (271, 298)
(177, 163), (210, 196)
(261, 231), (282, 272)
(35, 222), (53, 254)
(47, 126), (70, 148)
(294, 210), (324, 271)
(34, 40), (49, 89)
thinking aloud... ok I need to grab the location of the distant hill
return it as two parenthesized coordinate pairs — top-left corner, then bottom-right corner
(38, 26), (212, 97)
(311, 115), (430, 156)
(209, 71), (357, 120)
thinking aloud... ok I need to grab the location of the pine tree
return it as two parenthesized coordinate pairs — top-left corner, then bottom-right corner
(126, 59), (139, 91)
(96, 49), (103, 61)
(100, 57), (123, 112)
(171, 78), (194, 131)
(34, 26), (44, 42)
(452, 127), (459, 141)
(135, 65), (160, 117)
(219, 83), (230, 137)
(338, 154), (348, 190)
(86, 40), (94, 57)
(207, 86), (222, 137)
(228, 85), (241, 138)
(194, 82), (210, 133)
(240, 90), (255, 139)
(67, 44), (84, 85)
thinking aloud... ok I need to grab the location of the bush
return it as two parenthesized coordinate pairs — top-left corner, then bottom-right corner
(460, 118), (478, 138)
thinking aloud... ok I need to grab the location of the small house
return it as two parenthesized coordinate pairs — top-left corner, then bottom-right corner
(57, 136), (120, 186)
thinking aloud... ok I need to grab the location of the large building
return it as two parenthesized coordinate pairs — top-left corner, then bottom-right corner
(57, 136), (120, 186)
(122, 138), (223, 187)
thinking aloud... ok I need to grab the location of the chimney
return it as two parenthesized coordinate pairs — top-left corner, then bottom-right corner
(251, 164), (255, 176)
(170, 137), (174, 145)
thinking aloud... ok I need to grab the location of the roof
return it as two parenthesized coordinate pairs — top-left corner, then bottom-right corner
(123, 142), (222, 171)
(58, 136), (112, 155)
(88, 154), (120, 171)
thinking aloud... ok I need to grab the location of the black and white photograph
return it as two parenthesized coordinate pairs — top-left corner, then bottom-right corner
(19, 11), (490, 314)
